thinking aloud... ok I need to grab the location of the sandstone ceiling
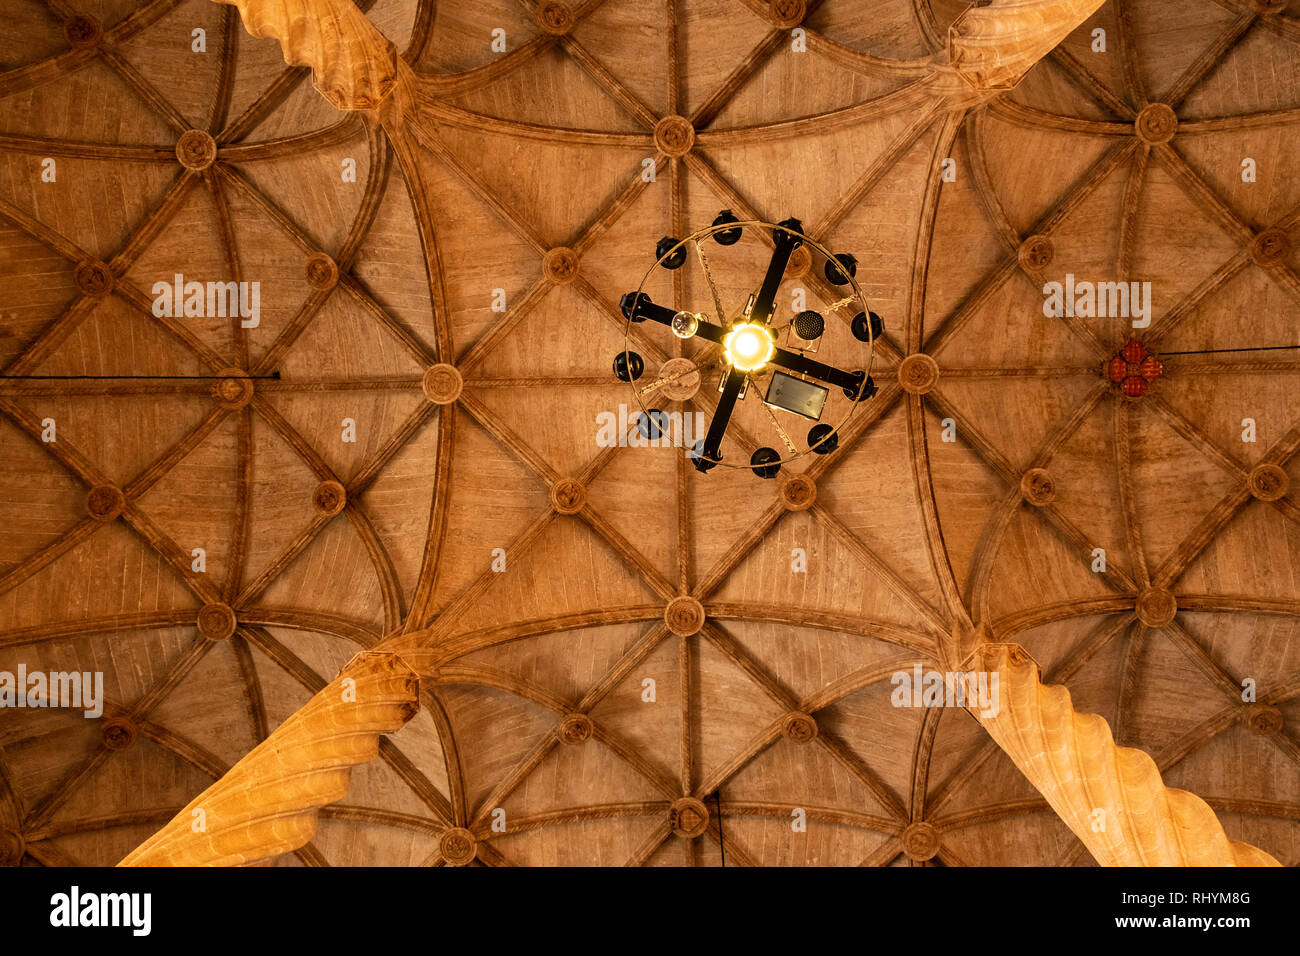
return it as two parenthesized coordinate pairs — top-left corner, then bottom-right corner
(1, 0), (1299, 867)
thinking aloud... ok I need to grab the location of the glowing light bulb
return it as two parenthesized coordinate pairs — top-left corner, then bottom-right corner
(671, 311), (701, 338)
(723, 321), (775, 372)
(734, 330), (761, 357)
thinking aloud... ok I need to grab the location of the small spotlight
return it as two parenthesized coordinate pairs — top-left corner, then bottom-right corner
(656, 237), (687, 269)
(841, 371), (877, 401)
(824, 253), (857, 285)
(620, 291), (651, 321)
(750, 447), (781, 479)
(808, 424), (838, 454)
(638, 409), (669, 441)
(712, 210), (742, 246)
(688, 439), (719, 473)
(775, 217), (805, 247)
(613, 351), (644, 382)
(851, 311), (884, 342)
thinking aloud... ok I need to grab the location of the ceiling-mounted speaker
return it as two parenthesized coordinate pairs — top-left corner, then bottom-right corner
(613, 350), (644, 382)
(750, 446), (781, 479)
(825, 253), (857, 285)
(792, 310), (824, 341)
(656, 236), (687, 269)
(808, 424), (838, 454)
(712, 210), (742, 245)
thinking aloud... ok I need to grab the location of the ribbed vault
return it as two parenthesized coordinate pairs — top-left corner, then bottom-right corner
(1, 0), (1299, 866)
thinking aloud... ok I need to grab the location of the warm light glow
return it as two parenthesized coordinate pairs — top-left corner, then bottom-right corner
(724, 321), (775, 372)
(671, 310), (701, 338)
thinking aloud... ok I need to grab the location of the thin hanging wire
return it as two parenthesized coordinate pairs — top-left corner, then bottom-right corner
(715, 790), (726, 868)
(763, 402), (799, 455)
(694, 239), (729, 326)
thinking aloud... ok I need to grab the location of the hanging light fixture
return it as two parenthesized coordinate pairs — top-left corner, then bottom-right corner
(615, 215), (882, 477)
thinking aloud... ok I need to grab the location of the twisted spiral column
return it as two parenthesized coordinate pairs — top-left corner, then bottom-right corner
(210, 0), (400, 110)
(946, 0), (1110, 91)
(118, 651), (420, 867)
(969, 642), (1279, 867)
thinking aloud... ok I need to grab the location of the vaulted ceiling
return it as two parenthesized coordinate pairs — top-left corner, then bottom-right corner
(2, 0), (1299, 867)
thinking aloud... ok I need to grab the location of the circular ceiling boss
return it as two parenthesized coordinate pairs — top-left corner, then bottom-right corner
(615, 216), (881, 477)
